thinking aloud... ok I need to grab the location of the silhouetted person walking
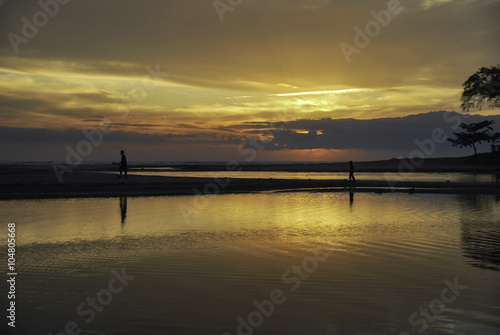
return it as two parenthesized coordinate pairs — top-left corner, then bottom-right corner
(349, 161), (355, 183)
(119, 150), (127, 179)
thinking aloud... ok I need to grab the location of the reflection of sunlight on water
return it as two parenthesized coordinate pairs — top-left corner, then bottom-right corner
(125, 169), (495, 183)
(2, 193), (500, 334)
(5, 192), (463, 246)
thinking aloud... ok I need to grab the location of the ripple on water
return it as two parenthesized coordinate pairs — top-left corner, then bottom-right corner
(2, 192), (500, 334)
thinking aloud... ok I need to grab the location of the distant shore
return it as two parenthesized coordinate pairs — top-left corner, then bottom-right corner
(1, 157), (499, 199)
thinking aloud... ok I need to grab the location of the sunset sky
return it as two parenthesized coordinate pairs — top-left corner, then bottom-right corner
(1, 0), (499, 162)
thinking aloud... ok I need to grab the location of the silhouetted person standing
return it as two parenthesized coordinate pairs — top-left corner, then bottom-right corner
(119, 150), (127, 179)
(349, 161), (355, 183)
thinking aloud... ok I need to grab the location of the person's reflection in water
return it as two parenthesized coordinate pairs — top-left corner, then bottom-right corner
(120, 196), (128, 227)
(349, 189), (354, 207)
(349, 161), (355, 183)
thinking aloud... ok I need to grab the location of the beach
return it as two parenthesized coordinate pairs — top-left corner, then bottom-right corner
(2, 157), (499, 199)
(3, 157), (500, 335)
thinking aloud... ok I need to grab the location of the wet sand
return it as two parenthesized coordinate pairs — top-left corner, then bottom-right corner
(1, 157), (499, 199)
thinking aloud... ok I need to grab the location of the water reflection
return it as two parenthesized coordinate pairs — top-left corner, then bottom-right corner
(2, 193), (500, 334)
(458, 194), (500, 271)
(128, 169), (494, 183)
(120, 196), (128, 227)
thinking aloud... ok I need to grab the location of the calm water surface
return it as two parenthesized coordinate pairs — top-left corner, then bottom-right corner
(1, 192), (499, 335)
(127, 169), (496, 183)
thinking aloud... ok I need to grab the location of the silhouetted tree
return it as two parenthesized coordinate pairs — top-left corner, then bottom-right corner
(447, 120), (495, 156)
(491, 131), (500, 153)
(461, 65), (500, 112)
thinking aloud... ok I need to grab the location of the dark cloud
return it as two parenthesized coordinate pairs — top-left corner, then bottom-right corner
(109, 123), (162, 128)
(176, 123), (207, 130)
(0, 126), (245, 148)
(3, 111), (500, 161)
(261, 112), (500, 156)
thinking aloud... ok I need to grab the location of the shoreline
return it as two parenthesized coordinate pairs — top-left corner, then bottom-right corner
(6, 156), (498, 173)
(1, 162), (499, 199)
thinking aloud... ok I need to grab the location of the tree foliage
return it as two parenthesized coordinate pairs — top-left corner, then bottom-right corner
(491, 131), (500, 152)
(461, 65), (500, 112)
(447, 120), (495, 155)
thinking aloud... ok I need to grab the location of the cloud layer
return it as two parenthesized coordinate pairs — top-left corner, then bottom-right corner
(1, 0), (499, 161)
(2, 111), (499, 162)
(2, 0), (499, 89)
